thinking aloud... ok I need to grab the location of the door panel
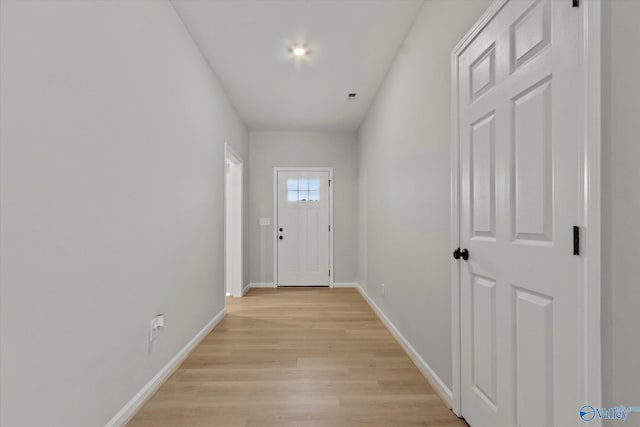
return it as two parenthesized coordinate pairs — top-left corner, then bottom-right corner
(471, 113), (496, 239)
(512, 77), (552, 242)
(511, 0), (550, 72)
(514, 287), (554, 427)
(458, 1), (584, 426)
(277, 171), (330, 286)
(471, 45), (496, 100)
(471, 275), (497, 407)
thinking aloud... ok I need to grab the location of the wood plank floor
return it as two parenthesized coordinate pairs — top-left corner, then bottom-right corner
(127, 288), (468, 427)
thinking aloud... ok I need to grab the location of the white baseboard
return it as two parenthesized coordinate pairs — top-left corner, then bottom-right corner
(249, 282), (276, 288)
(356, 284), (453, 407)
(333, 282), (359, 288)
(104, 308), (226, 427)
(242, 284), (251, 295)
(250, 282), (359, 289)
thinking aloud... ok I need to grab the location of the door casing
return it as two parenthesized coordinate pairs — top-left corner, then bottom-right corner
(273, 167), (334, 288)
(450, 0), (602, 421)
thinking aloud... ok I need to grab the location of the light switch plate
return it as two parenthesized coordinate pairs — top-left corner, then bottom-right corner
(260, 218), (271, 226)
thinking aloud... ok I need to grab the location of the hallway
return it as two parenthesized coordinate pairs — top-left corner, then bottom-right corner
(127, 288), (466, 427)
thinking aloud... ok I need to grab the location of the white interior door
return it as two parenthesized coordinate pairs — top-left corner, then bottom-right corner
(457, 1), (584, 426)
(276, 170), (330, 286)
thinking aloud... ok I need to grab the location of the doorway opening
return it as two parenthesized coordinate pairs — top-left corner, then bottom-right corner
(225, 144), (243, 298)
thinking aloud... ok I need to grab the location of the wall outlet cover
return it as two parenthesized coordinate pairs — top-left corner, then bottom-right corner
(149, 314), (165, 342)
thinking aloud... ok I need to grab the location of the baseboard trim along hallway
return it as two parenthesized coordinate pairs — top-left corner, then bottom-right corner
(242, 284), (251, 295)
(105, 308), (227, 427)
(355, 284), (454, 408)
(249, 282), (276, 288)
(333, 282), (359, 288)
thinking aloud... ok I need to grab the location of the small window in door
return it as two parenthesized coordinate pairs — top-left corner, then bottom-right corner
(287, 179), (320, 202)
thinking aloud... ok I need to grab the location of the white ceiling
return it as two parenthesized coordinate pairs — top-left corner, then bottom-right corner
(170, 0), (424, 131)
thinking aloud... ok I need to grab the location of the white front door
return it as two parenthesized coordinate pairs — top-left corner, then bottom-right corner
(276, 170), (330, 286)
(457, 1), (584, 426)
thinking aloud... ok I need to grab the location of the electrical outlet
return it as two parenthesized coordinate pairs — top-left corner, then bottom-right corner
(380, 283), (385, 296)
(149, 314), (165, 342)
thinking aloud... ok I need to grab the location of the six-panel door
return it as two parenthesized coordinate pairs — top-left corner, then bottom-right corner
(458, 1), (584, 426)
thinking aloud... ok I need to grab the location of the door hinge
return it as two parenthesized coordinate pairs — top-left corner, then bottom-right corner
(329, 225), (331, 232)
(329, 269), (331, 276)
(329, 179), (332, 187)
(573, 226), (580, 256)
(573, 0), (579, 7)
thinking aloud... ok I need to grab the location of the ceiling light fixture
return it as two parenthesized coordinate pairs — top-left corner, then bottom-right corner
(290, 45), (309, 57)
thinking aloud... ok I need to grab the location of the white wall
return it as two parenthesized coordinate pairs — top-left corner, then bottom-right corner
(0, 1), (248, 426)
(602, 0), (640, 415)
(249, 131), (358, 284)
(357, 0), (492, 393)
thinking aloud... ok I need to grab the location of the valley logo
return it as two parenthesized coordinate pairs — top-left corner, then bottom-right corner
(580, 405), (640, 423)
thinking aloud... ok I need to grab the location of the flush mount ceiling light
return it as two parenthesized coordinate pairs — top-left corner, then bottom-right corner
(290, 45), (309, 57)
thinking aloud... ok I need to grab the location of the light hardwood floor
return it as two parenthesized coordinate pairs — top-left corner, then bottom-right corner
(127, 288), (468, 427)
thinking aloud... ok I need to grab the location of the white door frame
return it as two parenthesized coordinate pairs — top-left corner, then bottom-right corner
(273, 167), (334, 288)
(449, 0), (602, 420)
(225, 143), (243, 298)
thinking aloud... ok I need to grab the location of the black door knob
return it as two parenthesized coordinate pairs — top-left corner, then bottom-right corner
(279, 228), (283, 232)
(453, 248), (469, 261)
(279, 236), (283, 240)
